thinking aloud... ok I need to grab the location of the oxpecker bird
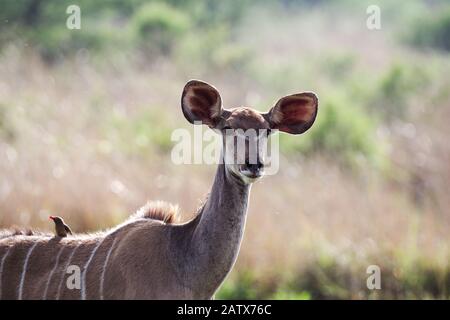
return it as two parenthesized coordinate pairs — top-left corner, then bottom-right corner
(49, 216), (73, 237)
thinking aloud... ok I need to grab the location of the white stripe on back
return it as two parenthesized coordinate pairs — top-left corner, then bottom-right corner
(42, 246), (65, 300)
(18, 242), (39, 300)
(56, 244), (79, 300)
(81, 238), (105, 300)
(0, 247), (12, 299)
(99, 237), (117, 300)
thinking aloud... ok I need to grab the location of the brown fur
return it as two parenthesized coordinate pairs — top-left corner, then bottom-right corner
(226, 107), (270, 131)
(0, 201), (181, 300)
(0, 218), (174, 299)
(131, 201), (179, 224)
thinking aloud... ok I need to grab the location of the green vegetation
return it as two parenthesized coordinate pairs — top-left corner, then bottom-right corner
(103, 108), (175, 155)
(217, 245), (450, 299)
(371, 63), (430, 120)
(279, 93), (384, 169)
(408, 8), (450, 52)
(132, 2), (190, 54)
(0, 105), (15, 142)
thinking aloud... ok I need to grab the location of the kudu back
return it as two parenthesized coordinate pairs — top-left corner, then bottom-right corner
(0, 80), (318, 299)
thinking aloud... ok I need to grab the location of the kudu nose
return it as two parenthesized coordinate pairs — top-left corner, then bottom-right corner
(244, 161), (264, 176)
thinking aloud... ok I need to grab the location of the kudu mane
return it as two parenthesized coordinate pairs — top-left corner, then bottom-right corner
(131, 201), (180, 224)
(1, 201), (178, 241)
(0, 228), (51, 240)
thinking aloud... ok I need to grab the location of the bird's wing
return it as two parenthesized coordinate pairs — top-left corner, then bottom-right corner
(64, 225), (73, 235)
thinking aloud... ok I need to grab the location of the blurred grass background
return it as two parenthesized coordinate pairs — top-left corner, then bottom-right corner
(1, 0), (450, 299)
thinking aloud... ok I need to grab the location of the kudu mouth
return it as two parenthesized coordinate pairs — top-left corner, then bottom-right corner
(238, 162), (264, 180)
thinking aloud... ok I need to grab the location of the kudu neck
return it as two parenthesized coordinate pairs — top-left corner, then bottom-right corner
(171, 161), (252, 298)
(202, 163), (250, 215)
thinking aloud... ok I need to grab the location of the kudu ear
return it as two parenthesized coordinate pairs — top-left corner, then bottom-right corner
(265, 92), (318, 134)
(181, 80), (223, 128)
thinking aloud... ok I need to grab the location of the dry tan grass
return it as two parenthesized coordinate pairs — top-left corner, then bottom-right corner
(1, 43), (449, 298)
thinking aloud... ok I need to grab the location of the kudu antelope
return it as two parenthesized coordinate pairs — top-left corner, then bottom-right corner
(0, 80), (318, 299)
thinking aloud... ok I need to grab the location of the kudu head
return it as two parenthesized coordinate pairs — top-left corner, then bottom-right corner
(181, 80), (318, 184)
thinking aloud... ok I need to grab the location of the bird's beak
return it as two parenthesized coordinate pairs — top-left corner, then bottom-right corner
(49, 216), (55, 220)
